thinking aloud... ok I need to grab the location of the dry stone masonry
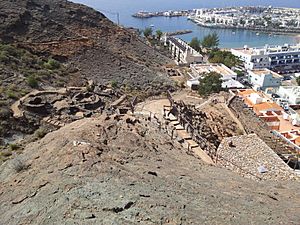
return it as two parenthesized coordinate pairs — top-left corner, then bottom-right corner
(217, 134), (299, 181)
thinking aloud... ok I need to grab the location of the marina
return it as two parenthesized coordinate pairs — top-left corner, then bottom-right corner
(189, 7), (300, 35)
(132, 10), (193, 18)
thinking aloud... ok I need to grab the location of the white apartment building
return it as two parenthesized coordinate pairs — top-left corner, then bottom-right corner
(248, 68), (282, 91)
(190, 63), (237, 81)
(231, 44), (300, 72)
(187, 63), (243, 89)
(164, 36), (203, 65)
(278, 86), (300, 105)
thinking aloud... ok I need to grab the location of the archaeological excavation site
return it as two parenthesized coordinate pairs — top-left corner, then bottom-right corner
(1, 85), (300, 224)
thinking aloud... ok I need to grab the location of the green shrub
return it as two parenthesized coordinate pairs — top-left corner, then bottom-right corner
(11, 158), (27, 172)
(0, 52), (9, 63)
(44, 59), (61, 70)
(34, 128), (48, 139)
(143, 27), (153, 38)
(209, 50), (241, 68)
(1, 150), (12, 157)
(20, 89), (30, 97)
(0, 44), (19, 57)
(21, 52), (36, 65)
(0, 100), (8, 107)
(27, 75), (39, 88)
(6, 89), (18, 100)
(0, 108), (11, 119)
(36, 69), (52, 79)
(111, 80), (118, 89)
(9, 143), (20, 151)
(198, 72), (223, 96)
(189, 37), (201, 52)
(296, 77), (300, 86)
(235, 70), (244, 77)
(201, 32), (219, 49)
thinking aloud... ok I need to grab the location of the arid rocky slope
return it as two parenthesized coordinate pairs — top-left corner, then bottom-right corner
(0, 114), (300, 225)
(0, 0), (173, 91)
(0, 0), (174, 142)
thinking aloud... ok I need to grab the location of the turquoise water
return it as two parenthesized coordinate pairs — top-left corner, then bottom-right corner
(72, 0), (300, 48)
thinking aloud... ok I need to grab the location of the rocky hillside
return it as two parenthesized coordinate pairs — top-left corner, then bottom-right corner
(0, 0), (173, 91)
(0, 0), (174, 142)
(0, 114), (300, 224)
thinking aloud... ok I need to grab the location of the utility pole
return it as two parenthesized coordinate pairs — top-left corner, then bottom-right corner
(99, 9), (120, 26)
(117, 13), (120, 26)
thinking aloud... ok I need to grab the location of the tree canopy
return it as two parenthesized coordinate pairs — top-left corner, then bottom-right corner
(201, 32), (219, 49)
(156, 30), (163, 40)
(143, 27), (153, 38)
(198, 72), (223, 96)
(208, 50), (241, 68)
(189, 37), (201, 52)
(296, 76), (300, 86)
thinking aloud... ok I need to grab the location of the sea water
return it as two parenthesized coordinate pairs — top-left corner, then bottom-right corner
(72, 0), (300, 48)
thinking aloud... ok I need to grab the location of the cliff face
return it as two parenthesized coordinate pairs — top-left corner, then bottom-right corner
(0, 114), (300, 225)
(0, 0), (173, 91)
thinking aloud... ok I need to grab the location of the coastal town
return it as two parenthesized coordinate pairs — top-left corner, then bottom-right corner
(189, 6), (300, 34)
(133, 6), (300, 34)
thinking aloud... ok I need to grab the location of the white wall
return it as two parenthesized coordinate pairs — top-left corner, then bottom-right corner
(248, 71), (281, 90)
(231, 49), (271, 70)
(278, 87), (300, 105)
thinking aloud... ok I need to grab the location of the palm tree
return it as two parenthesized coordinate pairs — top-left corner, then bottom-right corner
(156, 30), (163, 41)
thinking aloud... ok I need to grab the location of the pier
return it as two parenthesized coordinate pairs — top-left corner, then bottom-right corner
(166, 30), (192, 36)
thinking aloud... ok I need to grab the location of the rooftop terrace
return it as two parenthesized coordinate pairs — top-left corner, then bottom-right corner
(233, 44), (300, 56)
(191, 63), (236, 76)
(250, 68), (282, 78)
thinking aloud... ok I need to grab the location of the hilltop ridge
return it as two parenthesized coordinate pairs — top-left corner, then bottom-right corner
(0, 0), (173, 90)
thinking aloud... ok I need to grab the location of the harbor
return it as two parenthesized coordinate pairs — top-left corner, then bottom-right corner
(132, 9), (194, 18)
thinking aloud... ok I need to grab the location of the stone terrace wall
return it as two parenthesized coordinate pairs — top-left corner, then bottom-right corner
(217, 134), (298, 181)
(229, 96), (295, 155)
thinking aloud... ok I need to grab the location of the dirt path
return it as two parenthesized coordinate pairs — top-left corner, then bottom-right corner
(135, 98), (170, 120)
